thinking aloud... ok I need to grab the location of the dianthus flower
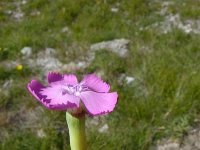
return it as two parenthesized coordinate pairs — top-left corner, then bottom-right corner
(27, 72), (118, 116)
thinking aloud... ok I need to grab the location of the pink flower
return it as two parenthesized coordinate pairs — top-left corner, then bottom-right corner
(27, 72), (118, 116)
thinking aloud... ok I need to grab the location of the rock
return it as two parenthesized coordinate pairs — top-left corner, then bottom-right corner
(111, 8), (119, 13)
(27, 48), (59, 73)
(159, 13), (200, 34)
(37, 129), (46, 138)
(62, 61), (88, 72)
(118, 74), (135, 85)
(86, 117), (99, 127)
(27, 47), (89, 73)
(61, 26), (70, 33)
(157, 142), (180, 150)
(125, 76), (135, 84)
(144, 1), (200, 34)
(159, 1), (174, 16)
(24, 39), (130, 74)
(13, 11), (24, 20)
(98, 124), (109, 133)
(2, 79), (13, 89)
(24, 39), (125, 74)
(45, 47), (56, 55)
(22, 0), (27, 5)
(155, 139), (180, 150)
(154, 125), (200, 150)
(86, 116), (107, 129)
(33, 48), (63, 73)
(11, 1), (25, 20)
(21, 47), (32, 57)
(90, 39), (130, 57)
(180, 127), (200, 150)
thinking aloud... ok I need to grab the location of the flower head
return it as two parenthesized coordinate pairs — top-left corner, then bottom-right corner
(27, 72), (118, 116)
(16, 64), (23, 71)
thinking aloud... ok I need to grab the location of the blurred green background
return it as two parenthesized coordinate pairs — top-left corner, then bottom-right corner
(0, 0), (200, 149)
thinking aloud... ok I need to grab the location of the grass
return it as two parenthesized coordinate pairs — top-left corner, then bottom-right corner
(0, 0), (200, 149)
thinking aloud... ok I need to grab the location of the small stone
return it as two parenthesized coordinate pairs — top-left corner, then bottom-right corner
(86, 117), (99, 126)
(125, 76), (135, 84)
(159, 13), (200, 34)
(61, 26), (70, 33)
(21, 47), (32, 57)
(77, 61), (87, 68)
(37, 129), (46, 138)
(3, 79), (13, 89)
(98, 124), (109, 133)
(27, 48), (62, 73)
(157, 141), (179, 150)
(63, 62), (80, 72)
(45, 47), (56, 55)
(90, 39), (129, 57)
(22, 0), (27, 5)
(13, 11), (24, 20)
(111, 8), (119, 13)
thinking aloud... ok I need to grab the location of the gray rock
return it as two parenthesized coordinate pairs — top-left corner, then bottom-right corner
(33, 48), (62, 73)
(111, 8), (119, 13)
(125, 76), (135, 84)
(11, 1), (25, 20)
(156, 139), (180, 150)
(27, 48), (60, 73)
(13, 11), (24, 20)
(45, 47), (56, 55)
(22, 0), (27, 5)
(154, 126), (200, 150)
(63, 61), (88, 72)
(37, 129), (46, 138)
(61, 26), (70, 33)
(118, 74), (135, 85)
(98, 124), (109, 133)
(161, 13), (200, 34)
(90, 39), (130, 57)
(144, 1), (200, 34)
(27, 47), (89, 73)
(86, 115), (107, 129)
(21, 47), (32, 57)
(25, 39), (130, 73)
(3, 79), (13, 89)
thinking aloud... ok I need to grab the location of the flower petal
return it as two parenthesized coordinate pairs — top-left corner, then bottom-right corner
(48, 72), (63, 83)
(80, 91), (118, 116)
(81, 73), (110, 93)
(28, 80), (79, 110)
(48, 72), (78, 85)
(63, 74), (78, 85)
(40, 82), (80, 108)
(27, 80), (51, 108)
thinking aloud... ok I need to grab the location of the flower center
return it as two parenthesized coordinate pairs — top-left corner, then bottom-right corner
(62, 83), (89, 96)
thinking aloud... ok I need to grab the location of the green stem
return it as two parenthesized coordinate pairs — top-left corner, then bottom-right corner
(66, 112), (87, 150)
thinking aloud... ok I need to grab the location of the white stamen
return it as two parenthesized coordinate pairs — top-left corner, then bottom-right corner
(62, 84), (89, 96)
